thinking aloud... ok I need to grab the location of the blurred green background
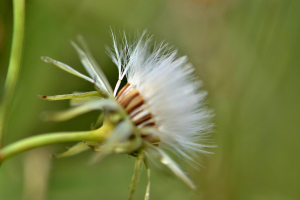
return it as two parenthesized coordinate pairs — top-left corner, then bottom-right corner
(0, 0), (300, 199)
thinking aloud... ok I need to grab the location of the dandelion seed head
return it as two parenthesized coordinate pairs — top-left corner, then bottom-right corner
(109, 32), (214, 160)
(38, 31), (215, 196)
(41, 30), (213, 163)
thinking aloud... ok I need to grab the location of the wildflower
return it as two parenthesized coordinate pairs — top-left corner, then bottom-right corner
(0, 31), (213, 199)
(109, 31), (213, 161)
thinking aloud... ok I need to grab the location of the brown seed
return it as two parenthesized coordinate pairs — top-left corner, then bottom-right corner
(116, 83), (130, 100)
(134, 113), (152, 125)
(118, 89), (139, 108)
(125, 94), (144, 114)
(142, 134), (161, 143)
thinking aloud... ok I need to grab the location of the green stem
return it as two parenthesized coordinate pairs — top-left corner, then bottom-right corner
(0, 0), (25, 148)
(0, 122), (114, 163)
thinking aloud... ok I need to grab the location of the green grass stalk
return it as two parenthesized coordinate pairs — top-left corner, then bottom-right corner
(0, 0), (25, 148)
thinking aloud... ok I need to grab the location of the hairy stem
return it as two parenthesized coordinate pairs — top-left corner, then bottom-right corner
(0, 0), (25, 148)
(0, 121), (114, 163)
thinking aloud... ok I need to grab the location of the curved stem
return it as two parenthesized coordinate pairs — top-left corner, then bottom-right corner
(0, 0), (25, 148)
(0, 122), (114, 163)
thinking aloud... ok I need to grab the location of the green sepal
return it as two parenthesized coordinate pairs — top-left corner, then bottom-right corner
(129, 151), (145, 200)
(52, 142), (90, 158)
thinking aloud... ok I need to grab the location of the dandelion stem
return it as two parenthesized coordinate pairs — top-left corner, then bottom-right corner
(0, 0), (25, 148)
(0, 121), (114, 163)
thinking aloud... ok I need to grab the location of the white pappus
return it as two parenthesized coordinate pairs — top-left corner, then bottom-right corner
(108, 31), (214, 163)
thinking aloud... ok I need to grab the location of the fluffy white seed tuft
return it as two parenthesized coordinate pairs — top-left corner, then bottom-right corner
(108, 32), (214, 162)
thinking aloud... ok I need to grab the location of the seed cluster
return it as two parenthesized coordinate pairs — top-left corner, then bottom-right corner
(117, 83), (160, 144)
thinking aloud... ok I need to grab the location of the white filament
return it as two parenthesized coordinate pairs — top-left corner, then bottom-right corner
(108, 32), (214, 159)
